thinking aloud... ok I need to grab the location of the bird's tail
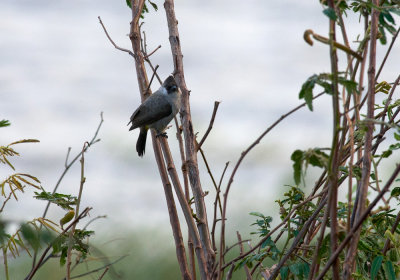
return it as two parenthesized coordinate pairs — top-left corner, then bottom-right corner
(136, 127), (148, 157)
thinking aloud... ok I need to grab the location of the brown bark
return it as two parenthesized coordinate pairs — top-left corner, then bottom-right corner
(163, 0), (216, 272)
(128, 1), (191, 279)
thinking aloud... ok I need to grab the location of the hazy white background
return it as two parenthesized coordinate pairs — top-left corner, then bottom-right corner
(1, 0), (399, 242)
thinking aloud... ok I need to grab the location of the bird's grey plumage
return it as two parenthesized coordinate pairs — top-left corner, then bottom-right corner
(128, 75), (181, 156)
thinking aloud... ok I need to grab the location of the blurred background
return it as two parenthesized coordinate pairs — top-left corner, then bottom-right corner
(1, 0), (399, 278)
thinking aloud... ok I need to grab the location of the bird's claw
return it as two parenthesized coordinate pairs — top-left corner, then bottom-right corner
(156, 132), (168, 138)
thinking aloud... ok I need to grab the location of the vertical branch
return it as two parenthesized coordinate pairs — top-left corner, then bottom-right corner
(66, 142), (89, 280)
(129, 0), (150, 101)
(236, 232), (252, 280)
(343, 1), (379, 278)
(128, 1), (192, 279)
(152, 137), (193, 280)
(326, 1), (340, 279)
(175, 117), (197, 280)
(159, 137), (209, 279)
(164, 0), (215, 271)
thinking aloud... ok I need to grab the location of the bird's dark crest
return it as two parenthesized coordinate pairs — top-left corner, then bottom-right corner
(162, 75), (177, 89)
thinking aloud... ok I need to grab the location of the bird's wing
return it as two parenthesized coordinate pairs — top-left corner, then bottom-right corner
(128, 94), (172, 130)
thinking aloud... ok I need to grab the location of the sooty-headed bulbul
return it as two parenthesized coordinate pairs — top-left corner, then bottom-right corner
(128, 76), (181, 157)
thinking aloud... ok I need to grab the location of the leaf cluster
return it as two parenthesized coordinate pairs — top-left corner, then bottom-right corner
(34, 191), (78, 211)
(299, 73), (357, 111)
(125, 0), (158, 18)
(52, 229), (94, 266)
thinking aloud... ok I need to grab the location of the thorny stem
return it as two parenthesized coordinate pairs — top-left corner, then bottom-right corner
(326, 1), (340, 278)
(343, 2), (379, 278)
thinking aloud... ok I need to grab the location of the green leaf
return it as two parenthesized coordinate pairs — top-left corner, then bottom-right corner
(299, 74), (318, 111)
(280, 266), (289, 280)
(394, 132), (400, 141)
(0, 120), (10, 127)
(125, 0), (131, 8)
(384, 261), (396, 280)
(371, 255), (383, 280)
(34, 191), (77, 210)
(148, 0), (158, 11)
(391, 187), (400, 198)
(249, 212), (265, 218)
(308, 149), (329, 168)
(20, 224), (40, 251)
(302, 262), (310, 278)
(291, 150), (304, 185)
(383, 12), (395, 25)
(289, 262), (301, 276)
(338, 77), (358, 93)
(323, 7), (338, 21)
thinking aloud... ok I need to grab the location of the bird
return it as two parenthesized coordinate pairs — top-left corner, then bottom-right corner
(128, 75), (181, 157)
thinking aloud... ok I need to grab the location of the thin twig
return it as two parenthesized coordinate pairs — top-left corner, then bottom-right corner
(144, 45), (162, 59)
(98, 16), (134, 57)
(67, 142), (89, 279)
(197, 101), (220, 151)
(211, 162), (229, 252)
(222, 239), (252, 258)
(65, 147), (71, 167)
(68, 255), (127, 279)
(0, 190), (15, 213)
(83, 215), (107, 230)
(97, 267), (109, 280)
(236, 232), (252, 280)
(145, 65), (159, 95)
(376, 26), (400, 80)
(41, 113), (103, 219)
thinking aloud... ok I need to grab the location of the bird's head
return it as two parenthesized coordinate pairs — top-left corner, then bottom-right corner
(162, 75), (179, 94)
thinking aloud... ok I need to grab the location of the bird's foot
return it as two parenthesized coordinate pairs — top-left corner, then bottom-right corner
(156, 132), (168, 138)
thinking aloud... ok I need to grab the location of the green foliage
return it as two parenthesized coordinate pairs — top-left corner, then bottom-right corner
(339, 0), (400, 45)
(125, 0), (158, 18)
(34, 191), (78, 211)
(291, 148), (329, 185)
(234, 212), (280, 272)
(299, 73), (357, 111)
(52, 229), (94, 266)
(0, 120), (10, 127)
(0, 117), (106, 279)
(323, 7), (338, 21)
(371, 255), (383, 280)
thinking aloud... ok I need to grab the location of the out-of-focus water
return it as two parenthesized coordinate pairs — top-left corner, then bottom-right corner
(1, 0), (399, 240)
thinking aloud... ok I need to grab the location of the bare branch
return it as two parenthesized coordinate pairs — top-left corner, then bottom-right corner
(98, 16), (134, 57)
(376, 26), (400, 80)
(197, 101), (220, 151)
(144, 44), (162, 59)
